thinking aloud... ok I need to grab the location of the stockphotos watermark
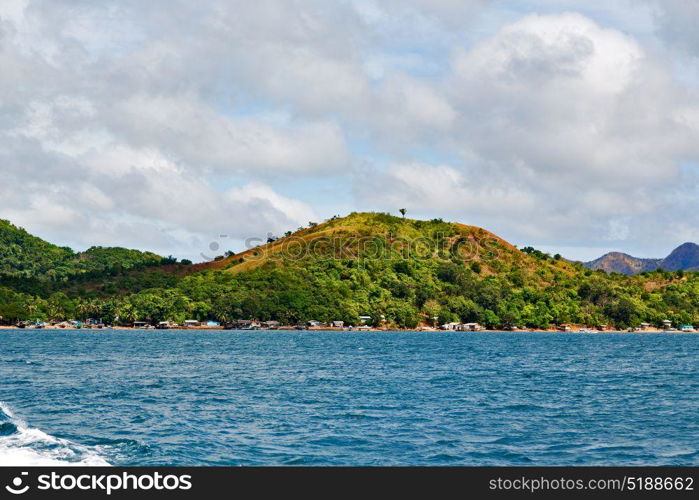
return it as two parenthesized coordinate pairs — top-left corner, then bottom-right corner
(4, 470), (192, 496)
(201, 232), (502, 264)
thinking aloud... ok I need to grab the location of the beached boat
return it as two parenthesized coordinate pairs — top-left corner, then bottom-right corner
(577, 328), (599, 333)
(133, 322), (155, 330)
(157, 321), (179, 329)
(353, 325), (371, 331)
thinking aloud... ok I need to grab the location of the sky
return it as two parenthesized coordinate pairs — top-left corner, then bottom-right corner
(1, 0), (698, 262)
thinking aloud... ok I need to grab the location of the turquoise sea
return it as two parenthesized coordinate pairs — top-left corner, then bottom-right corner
(0, 330), (697, 465)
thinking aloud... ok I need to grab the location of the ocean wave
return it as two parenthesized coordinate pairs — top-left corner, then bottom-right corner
(0, 402), (110, 466)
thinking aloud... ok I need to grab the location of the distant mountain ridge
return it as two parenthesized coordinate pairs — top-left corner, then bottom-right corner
(584, 242), (699, 274)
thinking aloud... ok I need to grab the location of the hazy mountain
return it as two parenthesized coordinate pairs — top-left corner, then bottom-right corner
(584, 243), (699, 274)
(660, 242), (699, 271)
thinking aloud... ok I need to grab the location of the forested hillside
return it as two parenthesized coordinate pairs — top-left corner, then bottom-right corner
(0, 219), (166, 280)
(1, 213), (698, 329)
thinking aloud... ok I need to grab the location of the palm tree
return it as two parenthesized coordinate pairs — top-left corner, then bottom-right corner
(116, 303), (137, 325)
(88, 300), (100, 319)
(399, 208), (407, 218)
(47, 303), (62, 321)
(216, 310), (229, 324)
(77, 302), (89, 320)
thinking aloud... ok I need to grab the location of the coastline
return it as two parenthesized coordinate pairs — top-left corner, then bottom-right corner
(0, 325), (676, 333)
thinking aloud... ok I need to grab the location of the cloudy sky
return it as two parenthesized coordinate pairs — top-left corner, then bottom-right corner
(1, 0), (698, 262)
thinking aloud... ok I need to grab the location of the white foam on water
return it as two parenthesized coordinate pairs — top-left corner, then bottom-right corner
(0, 402), (110, 466)
(0, 402), (15, 418)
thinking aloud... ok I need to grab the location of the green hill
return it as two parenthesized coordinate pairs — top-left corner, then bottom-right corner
(0, 219), (74, 279)
(0, 219), (164, 281)
(177, 212), (584, 327)
(1, 213), (698, 329)
(198, 212), (566, 277)
(171, 213), (697, 329)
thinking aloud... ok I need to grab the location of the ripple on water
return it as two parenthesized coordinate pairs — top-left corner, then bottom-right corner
(0, 330), (697, 465)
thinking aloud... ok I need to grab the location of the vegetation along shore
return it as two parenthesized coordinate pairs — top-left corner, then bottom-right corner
(1, 213), (698, 332)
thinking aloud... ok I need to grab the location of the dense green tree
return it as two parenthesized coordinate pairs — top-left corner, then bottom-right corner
(1, 213), (698, 330)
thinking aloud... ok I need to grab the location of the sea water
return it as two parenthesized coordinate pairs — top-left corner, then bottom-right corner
(1, 330), (697, 466)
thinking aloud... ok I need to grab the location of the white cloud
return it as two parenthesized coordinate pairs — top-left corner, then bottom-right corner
(446, 13), (686, 183)
(0, 1), (698, 260)
(366, 163), (536, 214)
(0, 0), (339, 256)
(359, 13), (699, 253)
(651, 0), (699, 56)
(107, 93), (349, 175)
(226, 183), (316, 226)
